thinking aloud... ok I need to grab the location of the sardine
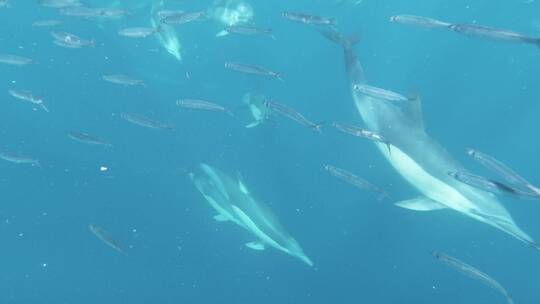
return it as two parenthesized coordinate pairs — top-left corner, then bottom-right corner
(51, 31), (94, 48)
(120, 112), (173, 130)
(467, 149), (529, 188)
(0, 54), (33, 66)
(222, 25), (275, 39)
(389, 15), (451, 29)
(176, 99), (232, 115)
(433, 251), (514, 304)
(225, 62), (282, 81)
(102, 74), (145, 86)
(263, 100), (322, 132)
(8, 89), (49, 112)
(282, 11), (335, 26)
(60, 6), (104, 18)
(32, 19), (62, 27)
(448, 171), (533, 197)
(0, 151), (41, 167)
(67, 131), (112, 147)
(161, 11), (206, 25)
(332, 122), (391, 153)
(449, 23), (540, 48)
(89, 224), (126, 255)
(157, 9), (184, 19)
(467, 148), (540, 196)
(118, 27), (159, 38)
(325, 165), (390, 200)
(39, 0), (81, 8)
(353, 84), (408, 102)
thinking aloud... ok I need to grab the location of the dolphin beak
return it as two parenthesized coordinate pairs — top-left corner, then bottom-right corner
(300, 255), (314, 267)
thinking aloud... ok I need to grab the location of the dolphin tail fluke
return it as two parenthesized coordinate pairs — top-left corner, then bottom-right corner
(317, 26), (359, 49)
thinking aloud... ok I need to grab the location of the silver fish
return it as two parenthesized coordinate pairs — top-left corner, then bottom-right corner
(157, 9), (185, 19)
(32, 19), (62, 27)
(449, 23), (540, 48)
(0, 54), (32, 66)
(60, 6), (104, 18)
(467, 149), (531, 189)
(102, 74), (145, 86)
(121, 112), (173, 130)
(0, 151), (41, 167)
(389, 15), (451, 29)
(332, 122), (391, 153)
(98, 8), (128, 19)
(223, 25), (275, 39)
(89, 224), (126, 255)
(225, 62), (282, 81)
(39, 0), (81, 8)
(353, 84), (408, 102)
(51, 31), (94, 48)
(176, 99), (232, 115)
(161, 11), (206, 25)
(67, 131), (112, 147)
(448, 171), (534, 198)
(118, 27), (159, 38)
(282, 11), (335, 26)
(433, 251), (514, 304)
(263, 100), (321, 132)
(325, 165), (389, 200)
(8, 89), (49, 112)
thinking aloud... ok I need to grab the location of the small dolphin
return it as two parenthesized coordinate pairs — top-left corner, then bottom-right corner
(190, 163), (313, 266)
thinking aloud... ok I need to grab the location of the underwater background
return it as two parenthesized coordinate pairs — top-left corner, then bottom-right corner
(1, 0), (540, 303)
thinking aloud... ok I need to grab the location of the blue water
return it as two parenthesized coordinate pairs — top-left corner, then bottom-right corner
(2, 0), (540, 303)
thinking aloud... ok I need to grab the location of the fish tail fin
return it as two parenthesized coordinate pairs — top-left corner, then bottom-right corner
(275, 73), (284, 82)
(535, 38), (540, 49)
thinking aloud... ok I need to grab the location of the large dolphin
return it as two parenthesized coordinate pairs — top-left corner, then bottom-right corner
(190, 163), (314, 266)
(321, 29), (538, 248)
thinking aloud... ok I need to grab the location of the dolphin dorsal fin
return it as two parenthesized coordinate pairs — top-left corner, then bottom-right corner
(403, 94), (425, 131)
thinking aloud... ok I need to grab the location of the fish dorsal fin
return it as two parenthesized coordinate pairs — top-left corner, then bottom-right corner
(395, 196), (447, 211)
(403, 94), (425, 131)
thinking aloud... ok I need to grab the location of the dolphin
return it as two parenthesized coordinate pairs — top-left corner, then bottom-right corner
(151, 0), (182, 62)
(242, 92), (270, 128)
(320, 28), (538, 249)
(190, 163), (314, 266)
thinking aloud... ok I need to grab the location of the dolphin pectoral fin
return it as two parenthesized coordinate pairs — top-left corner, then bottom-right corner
(213, 214), (229, 222)
(245, 241), (265, 251)
(395, 196), (448, 211)
(236, 173), (250, 195)
(245, 121), (262, 128)
(402, 94), (425, 131)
